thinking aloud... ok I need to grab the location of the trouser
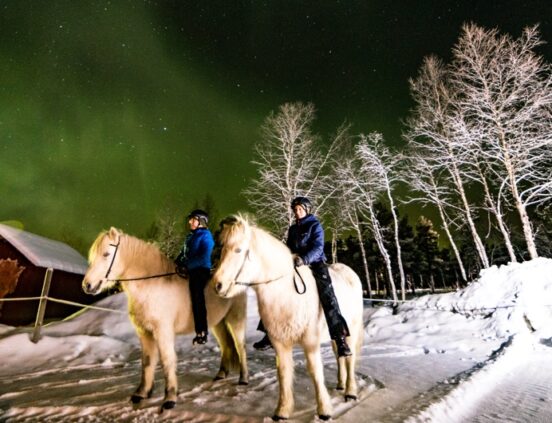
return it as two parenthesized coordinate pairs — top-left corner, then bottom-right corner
(310, 261), (350, 340)
(188, 267), (210, 334)
(257, 261), (350, 340)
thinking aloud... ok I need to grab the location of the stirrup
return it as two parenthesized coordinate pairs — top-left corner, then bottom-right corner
(253, 334), (273, 351)
(193, 332), (208, 345)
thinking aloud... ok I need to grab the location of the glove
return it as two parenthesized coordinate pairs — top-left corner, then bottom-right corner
(176, 265), (189, 278)
(294, 256), (304, 267)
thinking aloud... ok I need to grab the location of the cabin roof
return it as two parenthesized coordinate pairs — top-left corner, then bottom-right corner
(0, 224), (88, 275)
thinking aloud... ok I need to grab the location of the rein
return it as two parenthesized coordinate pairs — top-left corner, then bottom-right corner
(104, 237), (176, 283)
(232, 248), (307, 295)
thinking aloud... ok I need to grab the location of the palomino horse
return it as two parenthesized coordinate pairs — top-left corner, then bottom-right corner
(82, 227), (248, 411)
(212, 215), (364, 421)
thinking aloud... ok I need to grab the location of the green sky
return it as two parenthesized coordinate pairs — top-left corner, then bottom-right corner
(1, 1), (550, 249)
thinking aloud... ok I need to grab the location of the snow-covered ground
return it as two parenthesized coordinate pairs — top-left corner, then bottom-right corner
(2, 258), (552, 422)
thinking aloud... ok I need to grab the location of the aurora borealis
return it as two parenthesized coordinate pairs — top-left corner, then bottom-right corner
(1, 1), (550, 248)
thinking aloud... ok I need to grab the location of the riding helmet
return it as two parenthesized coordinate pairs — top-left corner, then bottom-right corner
(290, 196), (312, 214)
(187, 209), (209, 225)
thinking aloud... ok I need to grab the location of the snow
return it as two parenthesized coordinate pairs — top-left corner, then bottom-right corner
(1, 258), (552, 422)
(0, 224), (88, 275)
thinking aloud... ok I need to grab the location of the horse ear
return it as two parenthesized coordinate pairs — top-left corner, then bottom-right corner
(108, 227), (120, 240)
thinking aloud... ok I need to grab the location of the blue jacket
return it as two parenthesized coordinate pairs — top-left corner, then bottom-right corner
(286, 214), (326, 265)
(175, 227), (215, 270)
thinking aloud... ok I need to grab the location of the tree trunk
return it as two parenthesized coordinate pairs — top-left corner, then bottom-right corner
(435, 210), (467, 282)
(354, 224), (372, 298)
(370, 211), (398, 304)
(386, 186), (406, 301)
(500, 128), (538, 259)
(331, 229), (338, 264)
(450, 161), (490, 268)
(477, 163), (517, 263)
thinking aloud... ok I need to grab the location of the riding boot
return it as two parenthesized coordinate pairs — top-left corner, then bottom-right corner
(335, 336), (352, 357)
(253, 334), (273, 350)
(193, 331), (208, 345)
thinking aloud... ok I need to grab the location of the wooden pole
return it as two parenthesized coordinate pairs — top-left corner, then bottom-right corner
(31, 267), (53, 343)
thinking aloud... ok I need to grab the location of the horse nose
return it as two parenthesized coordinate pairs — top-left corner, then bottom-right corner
(215, 282), (223, 294)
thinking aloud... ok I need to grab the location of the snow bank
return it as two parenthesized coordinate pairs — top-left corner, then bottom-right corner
(366, 258), (552, 352)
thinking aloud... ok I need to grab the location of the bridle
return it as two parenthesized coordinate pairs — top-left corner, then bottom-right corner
(230, 247), (306, 295)
(103, 236), (176, 282)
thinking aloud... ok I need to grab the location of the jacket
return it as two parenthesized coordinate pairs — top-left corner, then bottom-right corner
(175, 227), (215, 270)
(286, 214), (326, 265)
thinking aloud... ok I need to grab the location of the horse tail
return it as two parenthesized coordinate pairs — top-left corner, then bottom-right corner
(213, 318), (241, 372)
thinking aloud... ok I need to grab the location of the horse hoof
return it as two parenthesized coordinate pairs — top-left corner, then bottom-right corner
(213, 375), (225, 381)
(271, 415), (288, 421)
(161, 401), (176, 410)
(335, 386), (344, 391)
(319, 415), (332, 421)
(130, 395), (143, 404)
(345, 394), (357, 402)
(238, 380), (249, 386)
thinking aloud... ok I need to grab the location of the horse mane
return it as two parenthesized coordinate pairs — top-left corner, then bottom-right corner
(88, 229), (174, 271)
(88, 230), (109, 264)
(218, 214), (252, 247)
(219, 214), (292, 263)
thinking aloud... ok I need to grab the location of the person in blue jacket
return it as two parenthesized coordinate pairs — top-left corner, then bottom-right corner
(254, 197), (352, 357)
(175, 209), (215, 345)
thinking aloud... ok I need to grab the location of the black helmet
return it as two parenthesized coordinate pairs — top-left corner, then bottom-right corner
(290, 196), (312, 214)
(187, 209), (209, 225)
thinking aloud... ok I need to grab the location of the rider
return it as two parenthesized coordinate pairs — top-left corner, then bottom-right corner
(253, 196), (352, 357)
(175, 209), (215, 345)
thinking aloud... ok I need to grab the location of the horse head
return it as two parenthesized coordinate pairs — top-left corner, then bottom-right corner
(212, 215), (258, 298)
(82, 227), (125, 295)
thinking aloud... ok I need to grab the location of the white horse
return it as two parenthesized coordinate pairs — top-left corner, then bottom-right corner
(212, 215), (364, 421)
(82, 227), (248, 411)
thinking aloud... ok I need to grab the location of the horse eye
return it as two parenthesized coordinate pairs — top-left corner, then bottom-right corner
(235, 248), (242, 253)
(103, 252), (110, 257)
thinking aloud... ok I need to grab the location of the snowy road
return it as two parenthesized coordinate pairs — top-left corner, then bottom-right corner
(2, 258), (552, 422)
(4, 329), (551, 422)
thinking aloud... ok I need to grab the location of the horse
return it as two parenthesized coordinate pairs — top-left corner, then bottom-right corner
(212, 215), (364, 421)
(82, 227), (249, 411)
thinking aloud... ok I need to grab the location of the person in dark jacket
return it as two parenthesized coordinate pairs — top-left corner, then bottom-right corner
(175, 209), (215, 345)
(253, 197), (352, 357)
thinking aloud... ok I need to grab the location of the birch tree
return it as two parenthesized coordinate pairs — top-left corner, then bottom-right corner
(335, 149), (399, 304)
(450, 23), (552, 259)
(405, 55), (491, 268)
(244, 102), (343, 236)
(330, 155), (373, 297)
(356, 133), (406, 300)
(403, 151), (468, 283)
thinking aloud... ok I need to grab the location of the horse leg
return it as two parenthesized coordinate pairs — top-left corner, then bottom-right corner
(226, 293), (249, 384)
(344, 335), (359, 401)
(211, 321), (232, 381)
(333, 341), (347, 391)
(131, 332), (159, 404)
(272, 342), (295, 420)
(156, 328), (178, 411)
(304, 344), (333, 420)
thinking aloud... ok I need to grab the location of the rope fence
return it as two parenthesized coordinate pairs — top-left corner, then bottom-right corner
(0, 265), (126, 344)
(364, 297), (552, 313)
(2, 269), (550, 344)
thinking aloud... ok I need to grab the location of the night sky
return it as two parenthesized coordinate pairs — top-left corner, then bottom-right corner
(1, 1), (550, 247)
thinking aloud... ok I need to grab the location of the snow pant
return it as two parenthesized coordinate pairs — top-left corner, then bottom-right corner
(188, 267), (210, 335)
(310, 261), (350, 340)
(257, 261), (349, 339)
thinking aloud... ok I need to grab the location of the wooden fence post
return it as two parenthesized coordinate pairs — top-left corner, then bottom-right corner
(31, 267), (53, 343)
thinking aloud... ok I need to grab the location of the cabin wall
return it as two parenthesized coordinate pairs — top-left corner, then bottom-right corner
(0, 239), (98, 326)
